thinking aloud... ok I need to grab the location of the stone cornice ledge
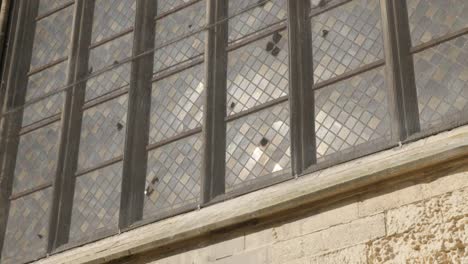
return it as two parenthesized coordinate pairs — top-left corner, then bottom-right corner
(36, 125), (468, 264)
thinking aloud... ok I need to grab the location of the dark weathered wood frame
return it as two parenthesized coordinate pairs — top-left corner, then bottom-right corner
(1, 0), (468, 259)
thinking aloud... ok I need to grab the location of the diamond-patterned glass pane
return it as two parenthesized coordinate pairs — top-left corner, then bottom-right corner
(21, 93), (64, 127)
(21, 61), (68, 127)
(314, 67), (390, 162)
(0, 188), (52, 264)
(226, 102), (291, 192)
(311, 0), (384, 83)
(38, 0), (72, 16)
(87, 33), (133, 100)
(12, 122), (60, 194)
(154, 1), (205, 73)
(78, 95), (128, 170)
(25, 61), (67, 102)
(89, 33), (133, 72)
(157, 0), (192, 15)
(414, 35), (468, 130)
(92, 0), (136, 43)
(30, 5), (73, 69)
(85, 63), (131, 102)
(407, 0), (468, 46)
(69, 163), (122, 242)
(143, 134), (202, 218)
(149, 65), (204, 144)
(227, 30), (289, 115)
(228, 0), (287, 42)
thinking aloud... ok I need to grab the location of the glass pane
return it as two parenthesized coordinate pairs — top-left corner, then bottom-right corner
(414, 35), (468, 130)
(228, 0), (287, 42)
(153, 1), (205, 73)
(314, 67), (390, 162)
(22, 61), (67, 126)
(87, 33), (133, 100)
(1, 188), (52, 264)
(226, 102), (291, 192)
(92, 0), (136, 43)
(143, 134), (202, 219)
(149, 64), (204, 144)
(69, 163), (122, 243)
(85, 64), (131, 102)
(30, 5), (73, 69)
(407, 0), (468, 46)
(311, 0), (384, 83)
(227, 30), (289, 115)
(78, 95), (128, 170)
(12, 122), (60, 194)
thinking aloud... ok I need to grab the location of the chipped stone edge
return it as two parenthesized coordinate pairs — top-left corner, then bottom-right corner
(36, 125), (468, 264)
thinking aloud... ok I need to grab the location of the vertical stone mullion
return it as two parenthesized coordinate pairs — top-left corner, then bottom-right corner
(201, 0), (228, 203)
(0, 0), (39, 256)
(119, 0), (156, 228)
(287, 0), (317, 175)
(48, 0), (95, 251)
(380, 0), (420, 141)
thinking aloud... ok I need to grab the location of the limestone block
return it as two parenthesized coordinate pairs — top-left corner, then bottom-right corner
(206, 236), (245, 261)
(301, 199), (359, 235)
(245, 229), (276, 250)
(302, 214), (385, 256)
(268, 236), (304, 264)
(358, 181), (424, 217)
(310, 244), (367, 264)
(212, 248), (268, 264)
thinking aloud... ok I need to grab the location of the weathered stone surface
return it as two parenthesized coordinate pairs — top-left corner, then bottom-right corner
(213, 248), (267, 264)
(301, 199), (359, 235)
(358, 182), (424, 217)
(206, 236), (245, 261)
(310, 244), (367, 264)
(268, 236), (304, 264)
(367, 188), (468, 263)
(302, 214), (385, 256)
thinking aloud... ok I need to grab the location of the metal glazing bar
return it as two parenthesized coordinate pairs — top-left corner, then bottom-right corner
(0, 0), (38, 257)
(155, 0), (202, 21)
(227, 20), (287, 50)
(309, 0), (351, 18)
(35, 0), (74, 21)
(410, 27), (468, 55)
(119, 0), (156, 228)
(18, 114), (61, 136)
(47, 0), (95, 252)
(27, 57), (68, 76)
(202, 0), (228, 203)
(287, 0), (317, 175)
(380, 0), (420, 141)
(89, 28), (133, 49)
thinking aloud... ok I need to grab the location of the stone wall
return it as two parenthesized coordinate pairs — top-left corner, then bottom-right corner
(150, 164), (468, 264)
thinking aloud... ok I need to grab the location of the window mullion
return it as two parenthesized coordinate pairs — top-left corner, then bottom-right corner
(119, 0), (156, 228)
(287, 0), (317, 175)
(201, 0), (228, 203)
(47, 0), (95, 251)
(380, 0), (420, 141)
(0, 0), (38, 256)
